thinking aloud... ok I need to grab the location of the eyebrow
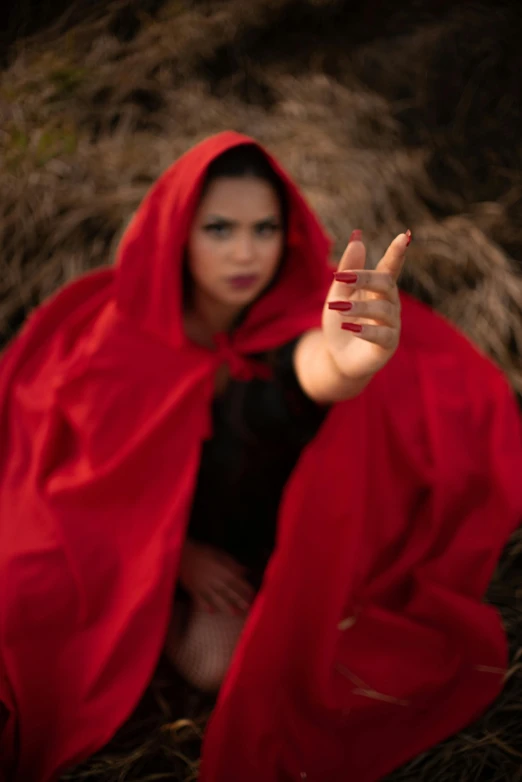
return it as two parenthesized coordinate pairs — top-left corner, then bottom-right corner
(204, 214), (281, 225)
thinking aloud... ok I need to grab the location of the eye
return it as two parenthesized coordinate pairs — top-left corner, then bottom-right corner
(203, 222), (232, 238)
(255, 221), (281, 237)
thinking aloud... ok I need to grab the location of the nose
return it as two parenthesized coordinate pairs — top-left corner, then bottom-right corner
(231, 231), (255, 265)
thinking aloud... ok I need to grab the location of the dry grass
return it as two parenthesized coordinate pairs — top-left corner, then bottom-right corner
(1, 0), (521, 779)
(62, 527), (522, 782)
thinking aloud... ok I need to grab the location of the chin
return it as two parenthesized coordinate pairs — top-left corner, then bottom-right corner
(221, 285), (264, 308)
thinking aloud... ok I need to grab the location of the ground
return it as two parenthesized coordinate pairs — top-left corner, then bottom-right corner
(1, 1), (522, 779)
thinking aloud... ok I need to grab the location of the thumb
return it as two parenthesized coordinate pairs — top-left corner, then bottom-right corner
(336, 229), (366, 272)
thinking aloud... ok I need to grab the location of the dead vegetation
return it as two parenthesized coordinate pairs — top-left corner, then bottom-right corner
(1, 1), (522, 779)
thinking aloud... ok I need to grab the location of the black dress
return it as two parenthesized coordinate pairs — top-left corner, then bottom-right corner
(188, 340), (328, 588)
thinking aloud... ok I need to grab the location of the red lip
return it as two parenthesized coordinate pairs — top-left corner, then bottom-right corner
(227, 275), (259, 290)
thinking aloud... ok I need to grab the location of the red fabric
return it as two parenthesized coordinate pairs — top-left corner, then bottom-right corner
(201, 299), (522, 781)
(0, 131), (521, 782)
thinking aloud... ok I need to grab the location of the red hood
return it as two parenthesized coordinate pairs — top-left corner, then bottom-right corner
(115, 131), (332, 350)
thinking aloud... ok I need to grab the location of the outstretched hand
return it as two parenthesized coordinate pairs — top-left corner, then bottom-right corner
(322, 229), (410, 383)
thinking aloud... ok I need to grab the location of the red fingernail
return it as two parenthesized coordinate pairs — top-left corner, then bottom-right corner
(328, 301), (353, 312)
(334, 272), (358, 284)
(341, 323), (363, 333)
(405, 229), (412, 247)
(349, 229), (363, 243)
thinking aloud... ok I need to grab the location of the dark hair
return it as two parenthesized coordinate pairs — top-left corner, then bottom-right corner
(202, 144), (288, 228)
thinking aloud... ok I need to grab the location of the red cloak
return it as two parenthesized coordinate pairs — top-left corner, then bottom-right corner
(1, 132), (521, 782)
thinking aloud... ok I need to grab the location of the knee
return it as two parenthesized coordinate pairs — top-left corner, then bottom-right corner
(166, 609), (246, 693)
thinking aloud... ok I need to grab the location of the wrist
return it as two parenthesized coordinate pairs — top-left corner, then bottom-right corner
(324, 343), (374, 400)
(295, 329), (374, 404)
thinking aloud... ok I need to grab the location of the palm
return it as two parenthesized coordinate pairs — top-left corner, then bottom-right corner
(322, 232), (408, 382)
(323, 289), (388, 379)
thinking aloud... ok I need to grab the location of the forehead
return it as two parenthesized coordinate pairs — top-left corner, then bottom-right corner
(196, 176), (282, 219)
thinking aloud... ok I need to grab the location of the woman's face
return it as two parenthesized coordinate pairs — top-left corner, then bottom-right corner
(186, 176), (284, 314)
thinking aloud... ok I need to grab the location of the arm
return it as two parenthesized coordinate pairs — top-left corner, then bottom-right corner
(294, 230), (410, 405)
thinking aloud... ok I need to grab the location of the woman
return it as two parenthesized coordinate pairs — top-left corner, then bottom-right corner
(0, 131), (521, 782)
(163, 142), (407, 693)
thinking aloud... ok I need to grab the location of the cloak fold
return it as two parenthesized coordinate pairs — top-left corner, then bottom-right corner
(1, 132), (521, 782)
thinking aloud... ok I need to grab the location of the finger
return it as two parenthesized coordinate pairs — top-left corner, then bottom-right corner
(215, 583), (250, 615)
(225, 576), (255, 606)
(216, 563), (251, 592)
(336, 229), (367, 273)
(220, 585), (250, 614)
(375, 231), (411, 282)
(197, 593), (216, 614)
(333, 270), (399, 301)
(340, 322), (400, 350)
(328, 297), (400, 327)
(208, 588), (237, 616)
